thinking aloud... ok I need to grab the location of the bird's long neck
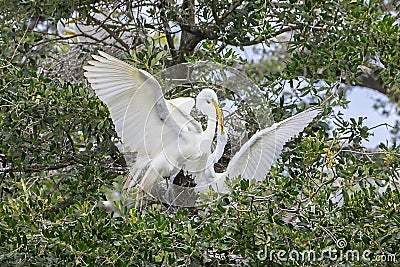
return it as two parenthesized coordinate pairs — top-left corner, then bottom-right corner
(205, 153), (229, 193)
(194, 111), (217, 158)
(202, 110), (227, 163)
(203, 112), (229, 193)
(213, 129), (228, 163)
(204, 113), (217, 138)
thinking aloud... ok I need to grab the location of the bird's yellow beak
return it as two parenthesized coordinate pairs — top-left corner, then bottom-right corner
(212, 99), (225, 134)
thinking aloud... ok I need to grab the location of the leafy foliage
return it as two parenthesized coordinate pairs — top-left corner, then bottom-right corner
(1, 0), (399, 266)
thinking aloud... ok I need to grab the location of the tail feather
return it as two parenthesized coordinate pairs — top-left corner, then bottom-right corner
(132, 166), (160, 209)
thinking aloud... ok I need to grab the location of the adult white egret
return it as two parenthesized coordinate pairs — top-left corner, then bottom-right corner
(83, 51), (226, 200)
(84, 51), (321, 207)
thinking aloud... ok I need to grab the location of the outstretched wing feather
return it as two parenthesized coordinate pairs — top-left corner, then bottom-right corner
(166, 98), (202, 133)
(84, 51), (179, 158)
(225, 108), (321, 181)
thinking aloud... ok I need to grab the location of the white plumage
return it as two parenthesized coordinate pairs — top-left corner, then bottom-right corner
(84, 51), (321, 205)
(84, 52), (225, 198)
(203, 107), (321, 193)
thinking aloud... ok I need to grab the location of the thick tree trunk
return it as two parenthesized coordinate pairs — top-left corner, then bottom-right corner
(177, 0), (204, 63)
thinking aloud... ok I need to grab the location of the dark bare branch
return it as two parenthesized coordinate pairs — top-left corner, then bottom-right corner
(87, 15), (130, 50)
(210, 0), (221, 24)
(1, 161), (76, 174)
(159, 0), (177, 60)
(178, 0), (202, 62)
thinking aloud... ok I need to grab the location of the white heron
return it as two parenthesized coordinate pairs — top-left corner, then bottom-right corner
(83, 51), (226, 202)
(84, 51), (321, 206)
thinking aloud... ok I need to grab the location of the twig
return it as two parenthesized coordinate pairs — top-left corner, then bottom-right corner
(88, 15), (130, 50)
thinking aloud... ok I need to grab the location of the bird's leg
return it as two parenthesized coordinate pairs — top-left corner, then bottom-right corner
(165, 170), (177, 210)
(135, 190), (143, 210)
(170, 170), (175, 185)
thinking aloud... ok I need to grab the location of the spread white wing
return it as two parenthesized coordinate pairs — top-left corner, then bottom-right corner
(166, 98), (202, 133)
(224, 107), (321, 181)
(83, 51), (183, 159)
(166, 97), (194, 114)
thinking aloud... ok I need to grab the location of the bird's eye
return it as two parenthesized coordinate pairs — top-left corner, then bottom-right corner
(206, 100), (211, 104)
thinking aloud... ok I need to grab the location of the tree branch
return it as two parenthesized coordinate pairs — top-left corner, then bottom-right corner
(210, 0), (221, 24)
(356, 72), (400, 102)
(219, 0), (242, 22)
(159, 0), (177, 61)
(87, 15), (130, 50)
(0, 161), (76, 174)
(177, 0), (203, 62)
